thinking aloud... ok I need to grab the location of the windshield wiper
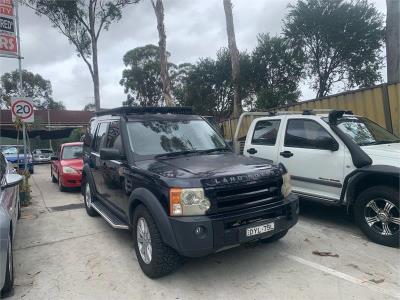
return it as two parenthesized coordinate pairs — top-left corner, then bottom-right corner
(196, 147), (232, 154)
(155, 150), (201, 159)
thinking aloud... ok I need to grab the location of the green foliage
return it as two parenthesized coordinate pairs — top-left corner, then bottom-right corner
(251, 34), (304, 110)
(0, 70), (65, 110)
(283, 0), (385, 98)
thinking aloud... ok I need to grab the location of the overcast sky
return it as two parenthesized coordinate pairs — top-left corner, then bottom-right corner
(0, 0), (387, 110)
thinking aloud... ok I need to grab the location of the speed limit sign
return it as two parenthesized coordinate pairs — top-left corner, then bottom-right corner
(11, 97), (35, 123)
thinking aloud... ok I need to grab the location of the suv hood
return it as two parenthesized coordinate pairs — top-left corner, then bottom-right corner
(137, 152), (280, 180)
(361, 143), (400, 167)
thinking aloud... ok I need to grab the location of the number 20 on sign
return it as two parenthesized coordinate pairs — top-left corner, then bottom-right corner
(11, 97), (35, 123)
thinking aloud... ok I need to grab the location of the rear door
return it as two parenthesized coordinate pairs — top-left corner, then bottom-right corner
(244, 117), (283, 163)
(278, 117), (345, 202)
(91, 122), (109, 198)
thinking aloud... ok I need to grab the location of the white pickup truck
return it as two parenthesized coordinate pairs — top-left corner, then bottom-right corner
(237, 110), (399, 247)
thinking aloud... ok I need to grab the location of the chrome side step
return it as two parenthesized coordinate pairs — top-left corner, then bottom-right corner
(91, 201), (129, 230)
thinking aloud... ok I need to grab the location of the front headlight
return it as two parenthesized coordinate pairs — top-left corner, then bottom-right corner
(281, 172), (292, 198)
(169, 188), (211, 216)
(62, 166), (78, 174)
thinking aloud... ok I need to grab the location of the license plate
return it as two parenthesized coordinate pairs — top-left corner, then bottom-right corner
(246, 222), (275, 237)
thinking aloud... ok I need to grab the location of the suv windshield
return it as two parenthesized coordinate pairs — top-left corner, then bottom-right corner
(127, 119), (227, 156)
(62, 145), (83, 160)
(333, 117), (400, 146)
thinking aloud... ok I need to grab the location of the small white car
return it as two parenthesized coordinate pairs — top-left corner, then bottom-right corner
(242, 110), (400, 247)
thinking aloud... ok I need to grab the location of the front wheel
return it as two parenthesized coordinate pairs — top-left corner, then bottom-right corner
(1, 231), (14, 296)
(58, 173), (66, 192)
(133, 205), (182, 278)
(51, 167), (57, 183)
(354, 186), (399, 247)
(83, 181), (98, 217)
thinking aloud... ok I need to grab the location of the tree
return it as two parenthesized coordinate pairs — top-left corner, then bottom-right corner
(0, 70), (65, 110)
(223, 0), (242, 117)
(283, 0), (385, 98)
(251, 34), (304, 110)
(120, 45), (177, 106)
(386, 0), (400, 83)
(83, 103), (96, 111)
(24, 0), (141, 111)
(150, 0), (174, 106)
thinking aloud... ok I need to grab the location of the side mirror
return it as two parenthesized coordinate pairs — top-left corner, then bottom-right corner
(317, 137), (339, 151)
(100, 148), (121, 161)
(51, 156), (58, 161)
(1, 173), (23, 190)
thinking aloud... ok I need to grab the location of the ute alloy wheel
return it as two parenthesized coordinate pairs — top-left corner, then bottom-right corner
(84, 181), (98, 217)
(137, 217), (152, 264)
(355, 186), (399, 247)
(364, 199), (399, 236)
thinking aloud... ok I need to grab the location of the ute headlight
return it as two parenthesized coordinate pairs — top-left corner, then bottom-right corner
(62, 166), (78, 174)
(169, 188), (211, 216)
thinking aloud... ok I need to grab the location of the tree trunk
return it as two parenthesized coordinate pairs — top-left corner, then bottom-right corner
(89, 0), (101, 111)
(386, 0), (400, 84)
(151, 0), (174, 107)
(223, 0), (242, 118)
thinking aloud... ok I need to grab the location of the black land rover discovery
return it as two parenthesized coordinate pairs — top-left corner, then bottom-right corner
(82, 107), (299, 278)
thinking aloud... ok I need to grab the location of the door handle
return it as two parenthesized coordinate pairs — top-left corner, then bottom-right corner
(247, 148), (257, 155)
(280, 151), (293, 158)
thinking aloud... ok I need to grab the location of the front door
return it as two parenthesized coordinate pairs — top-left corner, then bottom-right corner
(91, 122), (109, 199)
(278, 118), (345, 202)
(101, 120), (129, 214)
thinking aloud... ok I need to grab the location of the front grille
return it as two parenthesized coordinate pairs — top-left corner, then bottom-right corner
(205, 178), (283, 214)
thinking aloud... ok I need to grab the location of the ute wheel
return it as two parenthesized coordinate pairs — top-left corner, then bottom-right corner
(354, 186), (399, 247)
(133, 205), (182, 278)
(51, 168), (57, 183)
(83, 181), (98, 217)
(261, 229), (288, 243)
(1, 231), (14, 297)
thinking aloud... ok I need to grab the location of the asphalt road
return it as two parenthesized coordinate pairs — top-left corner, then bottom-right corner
(9, 165), (400, 300)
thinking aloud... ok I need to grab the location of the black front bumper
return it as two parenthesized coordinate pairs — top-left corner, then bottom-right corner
(169, 193), (299, 257)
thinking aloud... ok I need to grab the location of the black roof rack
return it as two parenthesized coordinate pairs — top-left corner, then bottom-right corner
(95, 106), (194, 117)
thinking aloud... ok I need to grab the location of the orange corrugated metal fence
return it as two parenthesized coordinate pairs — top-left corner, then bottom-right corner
(220, 82), (400, 139)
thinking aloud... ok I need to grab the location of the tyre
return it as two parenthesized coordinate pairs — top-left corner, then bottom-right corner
(83, 180), (98, 217)
(133, 205), (182, 278)
(354, 186), (399, 247)
(51, 168), (57, 183)
(1, 231), (14, 297)
(29, 168), (34, 174)
(58, 174), (66, 192)
(260, 229), (288, 243)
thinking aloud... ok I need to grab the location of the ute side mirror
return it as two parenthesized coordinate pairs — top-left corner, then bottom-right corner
(317, 136), (339, 151)
(1, 173), (23, 190)
(100, 148), (121, 161)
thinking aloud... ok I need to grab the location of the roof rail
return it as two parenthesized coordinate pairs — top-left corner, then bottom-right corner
(95, 106), (194, 116)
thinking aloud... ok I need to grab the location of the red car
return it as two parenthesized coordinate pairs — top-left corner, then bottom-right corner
(51, 142), (83, 191)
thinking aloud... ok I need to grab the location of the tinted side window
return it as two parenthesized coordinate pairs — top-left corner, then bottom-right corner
(94, 122), (109, 152)
(251, 120), (280, 145)
(106, 121), (124, 155)
(285, 119), (333, 149)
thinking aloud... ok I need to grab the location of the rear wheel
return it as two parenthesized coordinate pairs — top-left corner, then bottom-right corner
(133, 205), (182, 278)
(83, 181), (98, 217)
(1, 231), (14, 296)
(354, 186), (399, 247)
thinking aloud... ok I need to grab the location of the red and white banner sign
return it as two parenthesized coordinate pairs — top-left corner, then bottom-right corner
(0, 0), (13, 17)
(0, 0), (16, 56)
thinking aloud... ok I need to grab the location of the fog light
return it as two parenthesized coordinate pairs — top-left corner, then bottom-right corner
(194, 226), (204, 235)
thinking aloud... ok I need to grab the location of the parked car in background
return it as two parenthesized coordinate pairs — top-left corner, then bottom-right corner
(0, 145), (34, 174)
(242, 110), (400, 247)
(32, 148), (54, 164)
(81, 107), (298, 278)
(51, 142), (83, 191)
(0, 152), (23, 297)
